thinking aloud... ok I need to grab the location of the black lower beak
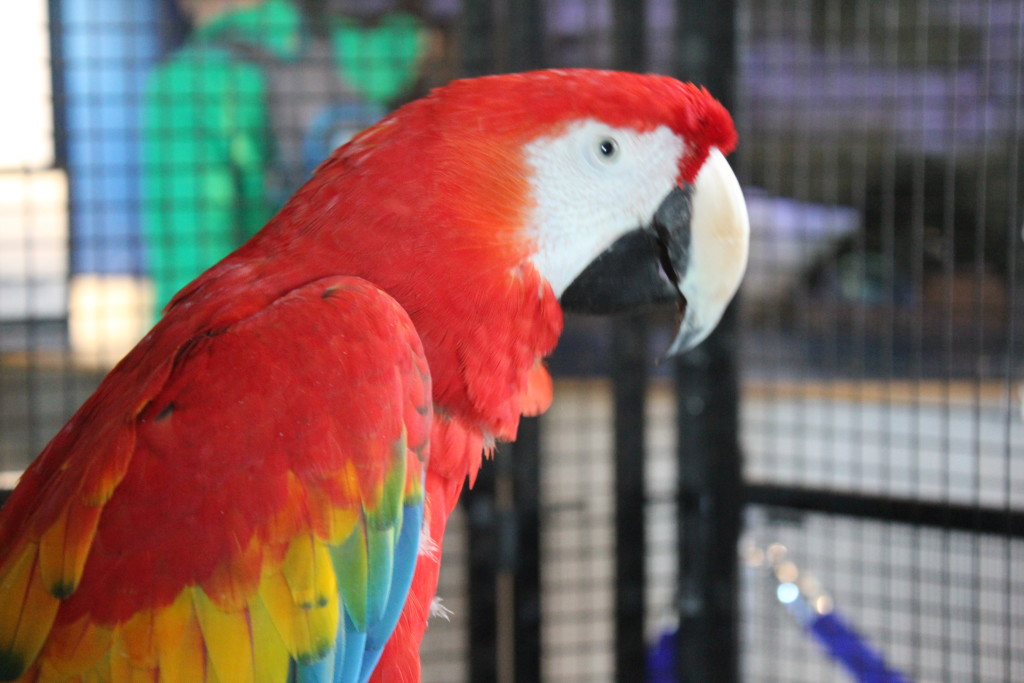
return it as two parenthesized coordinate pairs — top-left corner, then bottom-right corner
(560, 186), (692, 315)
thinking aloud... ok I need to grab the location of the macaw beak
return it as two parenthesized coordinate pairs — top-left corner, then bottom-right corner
(559, 148), (749, 355)
(661, 148), (749, 354)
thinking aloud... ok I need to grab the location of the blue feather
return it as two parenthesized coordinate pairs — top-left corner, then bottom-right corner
(337, 611), (367, 683)
(294, 645), (336, 683)
(358, 503), (423, 682)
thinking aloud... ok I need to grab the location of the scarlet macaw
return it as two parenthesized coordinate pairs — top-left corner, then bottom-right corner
(0, 70), (748, 682)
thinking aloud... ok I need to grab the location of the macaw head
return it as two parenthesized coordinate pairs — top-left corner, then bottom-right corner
(248, 69), (749, 435)
(498, 71), (749, 354)
(366, 68), (748, 355)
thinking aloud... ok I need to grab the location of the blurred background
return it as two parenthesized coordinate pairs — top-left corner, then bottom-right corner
(1, 0), (1022, 681)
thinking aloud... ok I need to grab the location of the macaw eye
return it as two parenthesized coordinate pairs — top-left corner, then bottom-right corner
(598, 138), (618, 158)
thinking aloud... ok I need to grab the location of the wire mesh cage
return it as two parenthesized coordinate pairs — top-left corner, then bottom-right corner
(736, 1), (1024, 680)
(1, 1), (1022, 682)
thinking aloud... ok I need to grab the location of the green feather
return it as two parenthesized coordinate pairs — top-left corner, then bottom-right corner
(367, 429), (407, 532)
(332, 520), (368, 632)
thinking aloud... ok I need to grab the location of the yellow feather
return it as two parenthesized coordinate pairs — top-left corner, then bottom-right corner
(257, 538), (339, 665)
(308, 487), (358, 545)
(79, 652), (112, 683)
(36, 614), (111, 678)
(200, 535), (262, 613)
(303, 541), (339, 665)
(323, 507), (358, 546)
(106, 611), (157, 682)
(247, 593), (290, 683)
(312, 543), (339, 616)
(192, 588), (253, 683)
(35, 660), (60, 681)
(37, 501), (102, 599)
(108, 644), (154, 683)
(79, 427), (134, 506)
(300, 587), (338, 667)
(116, 609), (157, 669)
(281, 536), (318, 610)
(281, 536), (339, 655)
(0, 544), (60, 678)
(153, 590), (205, 683)
(50, 665), (94, 682)
(254, 571), (307, 655)
(151, 591), (190, 653)
(129, 666), (158, 683)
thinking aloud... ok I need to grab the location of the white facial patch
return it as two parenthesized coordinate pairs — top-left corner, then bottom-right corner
(524, 120), (685, 296)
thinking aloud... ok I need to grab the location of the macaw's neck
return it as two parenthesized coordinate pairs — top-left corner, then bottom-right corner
(167, 199), (563, 457)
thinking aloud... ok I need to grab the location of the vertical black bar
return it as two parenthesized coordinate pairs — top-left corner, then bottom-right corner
(674, 306), (742, 683)
(466, 462), (500, 682)
(509, 418), (542, 682)
(611, 317), (648, 683)
(47, 0), (67, 169)
(460, 0), (495, 77)
(675, 0), (737, 98)
(610, 4), (648, 682)
(462, 2), (546, 681)
(503, 4), (545, 681)
(674, 1), (740, 682)
(47, 0), (71, 352)
(502, 0), (544, 72)
(613, 0), (647, 72)
(462, 2), (498, 680)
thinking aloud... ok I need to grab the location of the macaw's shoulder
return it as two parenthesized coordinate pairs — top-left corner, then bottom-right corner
(0, 276), (431, 682)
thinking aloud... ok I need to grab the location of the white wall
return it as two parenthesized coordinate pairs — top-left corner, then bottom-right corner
(0, 1), (68, 323)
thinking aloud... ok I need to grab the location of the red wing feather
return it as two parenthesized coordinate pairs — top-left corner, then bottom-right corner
(0, 276), (431, 681)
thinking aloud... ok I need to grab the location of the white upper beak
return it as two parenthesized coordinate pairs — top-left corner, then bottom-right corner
(665, 148), (749, 355)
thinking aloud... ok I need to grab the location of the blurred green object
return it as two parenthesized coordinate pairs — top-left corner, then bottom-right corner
(141, 0), (424, 317)
(330, 13), (424, 103)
